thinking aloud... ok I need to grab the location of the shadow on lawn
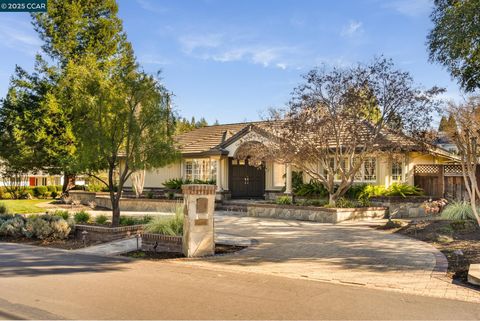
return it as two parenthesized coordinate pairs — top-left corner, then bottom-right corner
(0, 242), (130, 277)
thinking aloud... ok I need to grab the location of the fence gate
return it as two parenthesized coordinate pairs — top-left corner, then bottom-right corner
(413, 164), (478, 201)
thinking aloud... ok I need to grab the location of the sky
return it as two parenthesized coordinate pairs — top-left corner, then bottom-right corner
(0, 0), (464, 125)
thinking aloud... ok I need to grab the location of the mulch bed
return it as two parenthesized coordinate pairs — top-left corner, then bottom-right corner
(123, 243), (246, 260)
(386, 219), (480, 288)
(0, 235), (108, 250)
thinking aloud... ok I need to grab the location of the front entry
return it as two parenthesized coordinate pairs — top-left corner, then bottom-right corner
(229, 158), (265, 199)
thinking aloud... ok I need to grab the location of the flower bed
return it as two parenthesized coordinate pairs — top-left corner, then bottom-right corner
(247, 203), (387, 223)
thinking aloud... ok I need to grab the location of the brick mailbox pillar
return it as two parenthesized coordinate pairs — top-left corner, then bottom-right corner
(181, 184), (216, 257)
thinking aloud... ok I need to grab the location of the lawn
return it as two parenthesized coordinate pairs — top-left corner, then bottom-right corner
(0, 199), (52, 214)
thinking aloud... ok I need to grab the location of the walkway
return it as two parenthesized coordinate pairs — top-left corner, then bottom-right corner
(172, 212), (480, 303)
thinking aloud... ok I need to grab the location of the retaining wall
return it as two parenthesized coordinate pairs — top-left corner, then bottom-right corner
(74, 224), (144, 242)
(69, 191), (181, 212)
(369, 196), (433, 219)
(247, 203), (387, 223)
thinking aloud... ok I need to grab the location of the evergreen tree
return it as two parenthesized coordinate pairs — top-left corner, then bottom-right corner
(438, 115), (448, 131)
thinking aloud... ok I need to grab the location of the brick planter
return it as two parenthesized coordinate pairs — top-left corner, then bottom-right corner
(247, 203), (387, 223)
(75, 224), (144, 242)
(141, 233), (182, 253)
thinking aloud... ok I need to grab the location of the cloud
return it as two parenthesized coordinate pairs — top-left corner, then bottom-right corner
(179, 33), (223, 53)
(178, 32), (294, 69)
(0, 19), (41, 55)
(341, 20), (363, 37)
(136, 0), (168, 14)
(384, 0), (432, 17)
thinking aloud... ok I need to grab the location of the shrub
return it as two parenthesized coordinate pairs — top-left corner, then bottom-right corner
(385, 183), (423, 197)
(335, 197), (356, 208)
(20, 189), (33, 199)
(295, 180), (328, 197)
(163, 178), (216, 190)
(74, 210), (91, 224)
(95, 214), (109, 225)
(147, 191), (154, 199)
(44, 192), (52, 198)
(119, 215), (152, 226)
(47, 186), (57, 193)
(276, 196), (292, 205)
(449, 220), (478, 233)
(2, 192), (12, 200)
(50, 219), (72, 239)
(51, 191), (58, 198)
(24, 217), (52, 239)
(0, 203), (8, 215)
(145, 207), (184, 236)
(441, 201), (477, 221)
(33, 186), (48, 198)
(0, 215), (26, 237)
(53, 210), (70, 220)
(358, 185), (387, 200)
(345, 184), (368, 199)
(163, 178), (184, 190)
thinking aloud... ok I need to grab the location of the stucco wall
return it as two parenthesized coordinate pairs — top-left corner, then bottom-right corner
(124, 162), (181, 188)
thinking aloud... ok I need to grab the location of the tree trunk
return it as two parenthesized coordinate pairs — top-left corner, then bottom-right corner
(328, 193), (337, 207)
(111, 196), (121, 227)
(62, 173), (76, 194)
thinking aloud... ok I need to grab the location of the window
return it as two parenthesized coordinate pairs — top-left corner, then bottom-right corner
(184, 159), (217, 181)
(363, 158), (377, 181)
(322, 157), (377, 182)
(392, 161), (403, 182)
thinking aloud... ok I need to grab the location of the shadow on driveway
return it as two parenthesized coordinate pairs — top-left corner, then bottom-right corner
(0, 242), (130, 277)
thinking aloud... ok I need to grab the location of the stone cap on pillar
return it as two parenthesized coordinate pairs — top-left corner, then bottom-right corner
(182, 184), (216, 195)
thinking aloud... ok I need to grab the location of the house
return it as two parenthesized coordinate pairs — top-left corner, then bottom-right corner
(124, 121), (458, 200)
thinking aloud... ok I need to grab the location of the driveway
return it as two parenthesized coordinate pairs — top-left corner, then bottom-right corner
(1, 242), (480, 319)
(173, 212), (480, 303)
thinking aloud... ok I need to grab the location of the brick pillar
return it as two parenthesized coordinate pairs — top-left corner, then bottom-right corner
(181, 184), (216, 257)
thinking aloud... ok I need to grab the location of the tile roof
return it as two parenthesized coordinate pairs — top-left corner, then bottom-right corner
(175, 122), (253, 154)
(175, 120), (458, 161)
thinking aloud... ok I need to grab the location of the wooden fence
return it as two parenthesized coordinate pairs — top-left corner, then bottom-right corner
(413, 164), (478, 200)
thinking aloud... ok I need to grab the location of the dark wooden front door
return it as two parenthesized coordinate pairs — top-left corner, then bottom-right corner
(229, 158), (265, 199)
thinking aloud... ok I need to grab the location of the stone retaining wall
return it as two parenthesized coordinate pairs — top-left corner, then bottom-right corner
(141, 233), (182, 253)
(369, 196), (433, 218)
(247, 204), (387, 223)
(69, 191), (180, 212)
(75, 224), (144, 242)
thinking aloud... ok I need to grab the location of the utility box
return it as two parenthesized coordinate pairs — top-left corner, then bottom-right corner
(182, 184), (216, 257)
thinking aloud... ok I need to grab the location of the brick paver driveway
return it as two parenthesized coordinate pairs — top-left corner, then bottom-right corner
(174, 212), (480, 303)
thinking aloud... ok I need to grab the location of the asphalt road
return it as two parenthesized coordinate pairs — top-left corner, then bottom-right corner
(1, 242), (480, 320)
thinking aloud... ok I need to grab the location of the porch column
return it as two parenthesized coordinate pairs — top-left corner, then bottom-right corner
(215, 158), (222, 192)
(285, 163), (292, 194)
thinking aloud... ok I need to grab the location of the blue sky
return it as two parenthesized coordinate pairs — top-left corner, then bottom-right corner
(0, 0), (463, 125)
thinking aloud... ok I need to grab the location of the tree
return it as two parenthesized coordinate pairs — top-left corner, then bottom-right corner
(427, 0), (480, 92)
(439, 115), (448, 131)
(175, 116), (211, 134)
(11, 0), (128, 193)
(446, 96), (480, 226)
(247, 58), (443, 206)
(64, 55), (178, 226)
(0, 57), (75, 196)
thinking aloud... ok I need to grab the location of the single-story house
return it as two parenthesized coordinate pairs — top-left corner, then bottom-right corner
(124, 121), (458, 200)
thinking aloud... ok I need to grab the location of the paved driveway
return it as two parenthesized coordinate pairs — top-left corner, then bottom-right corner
(173, 212), (480, 303)
(1, 242), (480, 319)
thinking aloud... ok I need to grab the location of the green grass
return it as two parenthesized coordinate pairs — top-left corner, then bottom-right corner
(0, 199), (51, 214)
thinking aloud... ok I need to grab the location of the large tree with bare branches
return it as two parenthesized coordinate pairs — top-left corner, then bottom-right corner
(249, 58), (443, 206)
(447, 97), (480, 226)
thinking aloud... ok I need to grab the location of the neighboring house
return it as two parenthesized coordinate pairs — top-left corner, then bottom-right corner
(0, 160), (71, 187)
(124, 121), (458, 200)
(434, 131), (458, 154)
